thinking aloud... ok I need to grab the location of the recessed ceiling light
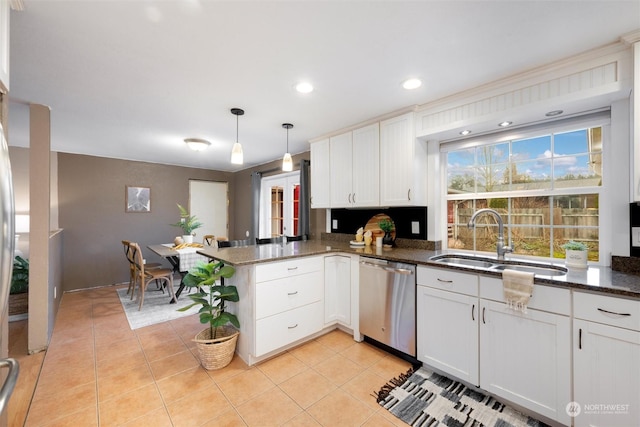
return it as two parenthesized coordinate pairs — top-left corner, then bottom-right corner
(498, 121), (513, 127)
(402, 78), (422, 90)
(460, 130), (472, 136)
(295, 82), (314, 94)
(545, 110), (564, 117)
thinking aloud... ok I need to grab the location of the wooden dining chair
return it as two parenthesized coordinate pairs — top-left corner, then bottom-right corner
(217, 238), (251, 248)
(130, 242), (175, 310)
(285, 234), (308, 242)
(256, 236), (284, 245)
(122, 240), (162, 296)
(202, 234), (215, 246)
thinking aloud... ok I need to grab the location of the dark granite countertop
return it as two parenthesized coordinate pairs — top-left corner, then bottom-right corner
(198, 240), (640, 299)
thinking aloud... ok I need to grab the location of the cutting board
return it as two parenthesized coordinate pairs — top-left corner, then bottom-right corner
(364, 214), (396, 241)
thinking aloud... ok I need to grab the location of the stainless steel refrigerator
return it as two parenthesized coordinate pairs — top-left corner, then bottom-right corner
(0, 122), (19, 415)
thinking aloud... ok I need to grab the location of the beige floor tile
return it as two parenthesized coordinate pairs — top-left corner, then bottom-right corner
(156, 365), (216, 403)
(367, 356), (412, 381)
(95, 335), (141, 361)
(217, 367), (276, 406)
(281, 412), (321, 427)
(97, 363), (155, 402)
(361, 412), (397, 427)
(27, 382), (97, 426)
(26, 407), (99, 427)
(34, 362), (96, 398)
(98, 383), (164, 425)
(141, 335), (189, 361)
(96, 346), (147, 377)
(166, 384), (234, 426)
(307, 388), (376, 426)
(120, 407), (174, 427)
(315, 329), (357, 352)
(257, 352), (308, 384)
(236, 387), (303, 426)
(200, 408), (247, 426)
(279, 369), (337, 409)
(314, 352), (364, 386)
(288, 339), (336, 367)
(206, 354), (250, 383)
(94, 325), (137, 347)
(149, 349), (199, 380)
(340, 342), (388, 367)
(341, 370), (388, 411)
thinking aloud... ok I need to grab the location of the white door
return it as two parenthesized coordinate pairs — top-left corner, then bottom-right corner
(417, 286), (479, 385)
(573, 319), (640, 427)
(260, 172), (300, 238)
(189, 180), (228, 242)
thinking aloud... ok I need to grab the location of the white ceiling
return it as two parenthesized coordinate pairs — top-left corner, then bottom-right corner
(7, 1), (640, 172)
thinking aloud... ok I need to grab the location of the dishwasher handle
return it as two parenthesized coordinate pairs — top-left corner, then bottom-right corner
(360, 260), (414, 275)
(0, 358), (19, 415)
(383, 267), (413, 275)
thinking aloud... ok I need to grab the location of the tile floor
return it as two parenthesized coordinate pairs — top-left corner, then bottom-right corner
(14, 285), (413, 426)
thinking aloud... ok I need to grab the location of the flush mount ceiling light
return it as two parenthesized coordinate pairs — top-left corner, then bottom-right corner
(402, 78), (422, 90)
(230, 108), (244, 165)
(498, 121), (513, 127)
(295, 82), (314, 94)
(282, 123), (294, 172)
(460, 130), (472, 136)
(545, 110), (564, 117)
(184, 138), (211, 151)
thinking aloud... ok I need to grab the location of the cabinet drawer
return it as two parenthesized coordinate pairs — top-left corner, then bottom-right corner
(574, 292), (640, 331)
(255, 271), (323, 319)
(255, 301), (324, 356)
(479, 276), (570, 315)
(255, 257), (323, 283)
(417, 266), (478, 296)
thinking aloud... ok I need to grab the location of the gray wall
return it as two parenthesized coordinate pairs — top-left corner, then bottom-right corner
(58, 153), (233, 291)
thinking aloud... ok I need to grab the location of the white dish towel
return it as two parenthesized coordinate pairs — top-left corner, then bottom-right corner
(502, 269), (534, 313)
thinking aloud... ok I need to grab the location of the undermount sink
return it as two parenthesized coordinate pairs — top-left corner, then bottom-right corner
(429, 254), (568, 277)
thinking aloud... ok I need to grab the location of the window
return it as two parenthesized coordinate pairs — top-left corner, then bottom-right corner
(444, 115), (607, 263)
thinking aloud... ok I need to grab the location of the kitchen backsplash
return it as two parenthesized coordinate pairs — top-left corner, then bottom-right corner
(329, 207), (428, 240)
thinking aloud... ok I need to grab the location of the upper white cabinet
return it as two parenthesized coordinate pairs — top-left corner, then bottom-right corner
(310, 138), (330, 208)
(0, 0), (9, 91)
(380, 112), (427, 206)
(329, 124), (380, 208)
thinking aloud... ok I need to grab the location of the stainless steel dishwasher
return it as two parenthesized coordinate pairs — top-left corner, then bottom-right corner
(359, 257), (416, 357)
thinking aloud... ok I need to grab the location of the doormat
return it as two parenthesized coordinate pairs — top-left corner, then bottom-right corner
(116, 287), (198, 330)
(376, 367), (550, 427)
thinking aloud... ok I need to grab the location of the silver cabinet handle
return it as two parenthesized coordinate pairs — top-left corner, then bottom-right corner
(348, 193), (352, 204)
(288, 324), (298, 329)
(472, 304), (475, 321)
(408, 189), (411, 201)
(287, 291), (298, 296)
(353, 193), (356, 204)
(287, 267), (298, 271)
(482, 307), (486, 324)
(437, 278), (453, 283)
(597, 308), (631, 317)
(0, 358), (19, 415)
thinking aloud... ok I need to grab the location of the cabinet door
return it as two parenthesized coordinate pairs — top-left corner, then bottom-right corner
(0, 0), (8, 91)
(417, 285), (479, 385)
(573, 319), (640, 427)
(329, 132), (353, 208)
(480, 300), (571, 425)
(324, 255), (351, 326)
(310, 138), (330, 208)
(380, 112), (415, 206)
(351, 123), (379, 207)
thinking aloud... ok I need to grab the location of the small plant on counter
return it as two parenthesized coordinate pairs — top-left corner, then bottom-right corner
(378, 218), (395, 233)
(561, 240), (588, 251)
(171, 203), (203, 235)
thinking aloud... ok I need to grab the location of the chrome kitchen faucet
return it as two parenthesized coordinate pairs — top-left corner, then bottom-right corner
(468, 208), (513, 260)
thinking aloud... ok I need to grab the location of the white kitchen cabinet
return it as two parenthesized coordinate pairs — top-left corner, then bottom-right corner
(324, 255), (351, 327)
(254, 257), (324, 357)
(379, 112), (427, 206)
(329, 124), (379, 208)
(479, 299), (571, 425)
(0, 0), (9, 91)
(310, 138), (330, 208)
(573, 292), (640, 427)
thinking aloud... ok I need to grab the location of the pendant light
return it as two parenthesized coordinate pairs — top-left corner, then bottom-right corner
(230, 108), (244, 165)
(282, 123), (293, 172)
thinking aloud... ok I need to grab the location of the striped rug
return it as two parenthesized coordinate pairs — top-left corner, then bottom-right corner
(376, 367), (550, 427)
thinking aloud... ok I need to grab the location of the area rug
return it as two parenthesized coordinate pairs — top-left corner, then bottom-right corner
(116, 287), (199, 330)
(376, 367), (550, 427)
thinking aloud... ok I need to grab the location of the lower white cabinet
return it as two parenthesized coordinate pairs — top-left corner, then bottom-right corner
(324, 255), (351, 326)
(573, 292), (640, 427)
(255, 302), (324, 356)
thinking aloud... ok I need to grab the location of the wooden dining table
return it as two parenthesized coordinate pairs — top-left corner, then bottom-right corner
(147, 243), (210, 301)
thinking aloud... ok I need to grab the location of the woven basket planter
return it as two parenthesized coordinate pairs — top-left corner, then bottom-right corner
(193, 326), (239, 370)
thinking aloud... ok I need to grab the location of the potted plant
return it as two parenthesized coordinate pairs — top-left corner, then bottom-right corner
(171, 203), (203, 244)
(178, 260), (240, 370)
(562, 240), (588, 269)
(9, 256), (29, 316)
(379, 218), (395, 246)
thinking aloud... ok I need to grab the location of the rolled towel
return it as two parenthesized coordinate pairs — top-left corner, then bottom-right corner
(502, 269), (534, 313)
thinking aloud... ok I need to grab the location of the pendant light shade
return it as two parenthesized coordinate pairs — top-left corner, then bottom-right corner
(230, 108), (244, 165)
(282, 123), (293, 171)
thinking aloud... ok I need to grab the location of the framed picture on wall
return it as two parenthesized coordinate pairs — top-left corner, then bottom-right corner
(126, 186), (151, 213)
